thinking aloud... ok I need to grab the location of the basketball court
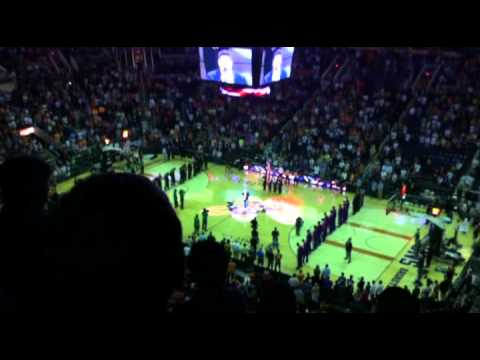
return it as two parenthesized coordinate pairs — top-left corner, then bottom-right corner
(57, 157), (476, 289)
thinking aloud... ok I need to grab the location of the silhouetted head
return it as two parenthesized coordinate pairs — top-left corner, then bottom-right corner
(376, 287), (419, 313)
(258, 280), (296, 313)
(188, 240), (228, 287)
(47, 173), (184, 314)
(0, 155), (51, 212)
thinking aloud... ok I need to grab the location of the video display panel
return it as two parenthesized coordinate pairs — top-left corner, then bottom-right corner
(259, 47), (295, 86)
(199, 47), (253, 86)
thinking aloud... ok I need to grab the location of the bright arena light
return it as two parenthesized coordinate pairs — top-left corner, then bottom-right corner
(220, 86), (271, 97)
(19, 127), (35, 137)
(262, 198), (301, 225)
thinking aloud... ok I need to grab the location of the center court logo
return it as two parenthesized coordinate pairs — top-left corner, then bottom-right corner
(207, 195), (302, 225)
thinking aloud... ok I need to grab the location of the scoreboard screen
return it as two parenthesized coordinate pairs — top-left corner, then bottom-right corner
(259, 47), (295, 86)
(199, 47), (253, 86)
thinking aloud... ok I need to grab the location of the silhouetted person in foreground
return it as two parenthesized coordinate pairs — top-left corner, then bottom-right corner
(257, 279), (296, 313)
(44, 173), (184, 315)
(181, 240), (246, 313)
(375, 287), (419, 313)
(0, 156), (52, 312)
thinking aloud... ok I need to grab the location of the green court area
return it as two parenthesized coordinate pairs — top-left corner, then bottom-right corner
(306, 245), (392, 282)
(326, 225), (409, 259)
(288, 204), (416, 281)
(349, 207), (423, 236)
(146, 159), (423, 282)
(57, 157), (475, 288)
